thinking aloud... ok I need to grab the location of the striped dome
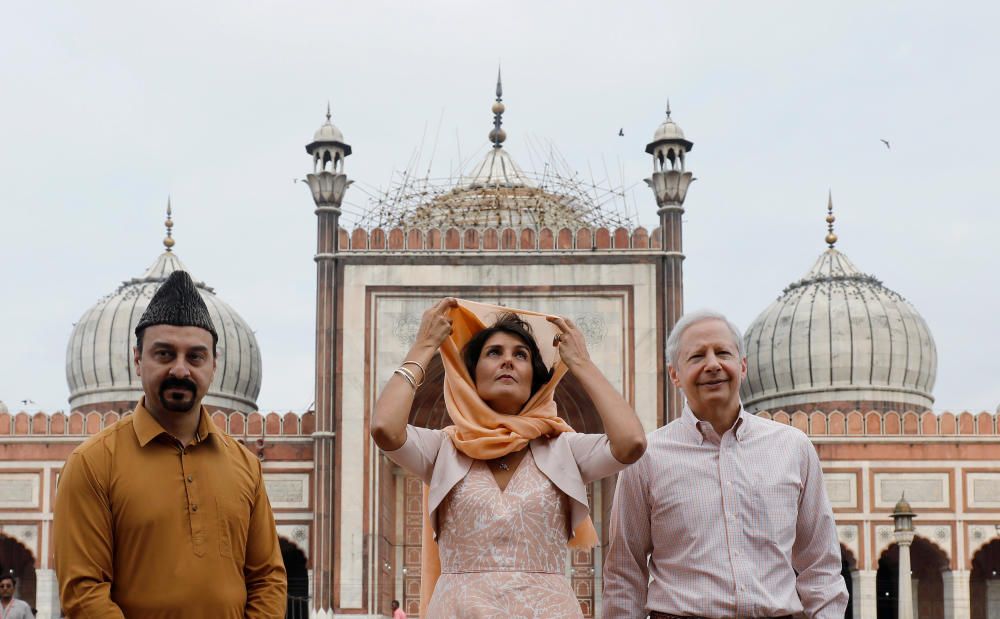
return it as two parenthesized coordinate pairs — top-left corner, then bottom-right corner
(66, 251), (262, 412)
(741, 248), (936, 413)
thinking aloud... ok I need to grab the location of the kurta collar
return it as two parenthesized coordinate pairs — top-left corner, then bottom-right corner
(680, 404), (751, 444)
(132, 397), (224, 447)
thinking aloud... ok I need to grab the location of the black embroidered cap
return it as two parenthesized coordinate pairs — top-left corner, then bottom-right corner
(135, 270), (218, 343)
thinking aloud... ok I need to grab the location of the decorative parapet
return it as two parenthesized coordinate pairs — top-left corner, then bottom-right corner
(339, 225), (661, 252)
(0, 410), (317, 438)
(756, 410), (999, 437)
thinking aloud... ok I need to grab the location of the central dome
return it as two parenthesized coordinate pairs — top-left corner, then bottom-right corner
(66, 249), (262, 413)
(741, 247), (936, 413)
(402, 146), (603, 229)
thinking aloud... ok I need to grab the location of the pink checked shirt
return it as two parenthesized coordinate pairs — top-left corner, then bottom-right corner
(604, 407), (848, 619)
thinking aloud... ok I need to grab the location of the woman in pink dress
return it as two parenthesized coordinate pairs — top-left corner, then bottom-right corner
(371, 298), (646, 618)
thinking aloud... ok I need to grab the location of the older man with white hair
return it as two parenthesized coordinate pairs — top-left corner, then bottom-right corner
(604, 310), (847, 619)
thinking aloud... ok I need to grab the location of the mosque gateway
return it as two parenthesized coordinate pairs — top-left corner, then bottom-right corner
(0, 83), (997, 619)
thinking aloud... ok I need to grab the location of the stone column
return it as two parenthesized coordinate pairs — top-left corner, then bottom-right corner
(33, 568), (59, 619)
(852, 569), (878, 619)
(912, 577), (920, 619)
(943, 570), (971, 619)
(897, 531), (915, 619)
(986, 578), (1000, 619)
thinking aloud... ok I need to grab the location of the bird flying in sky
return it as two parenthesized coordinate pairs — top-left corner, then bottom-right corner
(880, 139), (891, 150)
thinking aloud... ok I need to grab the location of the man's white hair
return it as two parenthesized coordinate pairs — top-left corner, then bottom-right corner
(665, 309), (745, 367)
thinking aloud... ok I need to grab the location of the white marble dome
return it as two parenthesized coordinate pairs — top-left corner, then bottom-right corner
(66, 251), (262, 413)
(314, 117), (345, 143)
(741, 248), (936, 413)
(652, 117), (686, 142)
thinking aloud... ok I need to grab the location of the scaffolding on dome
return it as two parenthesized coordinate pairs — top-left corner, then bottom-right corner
(342, 137), (640, 231)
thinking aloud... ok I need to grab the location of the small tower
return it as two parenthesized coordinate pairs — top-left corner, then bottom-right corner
(645, 102), (695, 424)
(306, 103), (353, 214)
(304, 104), (351, 617)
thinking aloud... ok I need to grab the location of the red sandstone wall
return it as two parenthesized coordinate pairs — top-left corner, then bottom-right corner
(337, 225), (661, 251)
(755, 410), (998, 437)
(0, 410), (316, 439)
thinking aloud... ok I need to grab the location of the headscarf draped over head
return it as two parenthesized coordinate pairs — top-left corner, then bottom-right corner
(419, 299), (598, 613)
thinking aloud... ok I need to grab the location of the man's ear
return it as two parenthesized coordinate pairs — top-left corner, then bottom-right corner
(740, 357), (748, 381)
(133, 346), (142, 376)
(668, 364), (680, 388)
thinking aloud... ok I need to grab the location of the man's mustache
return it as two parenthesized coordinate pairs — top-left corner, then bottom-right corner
(160, 377), (197, 394)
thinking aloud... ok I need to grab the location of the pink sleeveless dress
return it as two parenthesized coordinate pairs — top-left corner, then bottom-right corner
(425, 449), (583, 618)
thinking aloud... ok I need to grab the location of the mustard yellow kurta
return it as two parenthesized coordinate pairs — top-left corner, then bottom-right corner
(54, 399), (286, 618)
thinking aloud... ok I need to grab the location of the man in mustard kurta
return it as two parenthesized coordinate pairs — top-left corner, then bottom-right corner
(54, 270), (286, 618)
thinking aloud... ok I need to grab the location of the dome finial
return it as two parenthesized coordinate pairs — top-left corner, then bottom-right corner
(489, 66), (507, 149)
(326, 101), (331, 122)
(825, 190), (838, 249)
(666, 99), (672, 120)
(163, 197), (175, 252)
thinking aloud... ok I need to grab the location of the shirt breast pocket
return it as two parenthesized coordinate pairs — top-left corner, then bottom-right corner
(750, 473), (801, 547)
(216, 496), (235, 558)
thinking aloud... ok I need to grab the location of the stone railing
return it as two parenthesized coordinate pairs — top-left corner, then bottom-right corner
(337, 225), (662, 252)
(0, 410), (316, 438)
(756, 410), (1000, 436)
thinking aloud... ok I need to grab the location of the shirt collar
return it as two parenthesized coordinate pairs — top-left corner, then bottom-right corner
(681, 404), (752, 444)
(132, 396), (224, 447)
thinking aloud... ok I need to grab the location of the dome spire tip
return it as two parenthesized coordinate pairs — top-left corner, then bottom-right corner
(489, 66), (506, 149)
(163, 197), (175, 252)
(825, 190), (838, 249)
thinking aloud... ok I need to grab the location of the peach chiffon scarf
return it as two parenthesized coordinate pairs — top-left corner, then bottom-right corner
(419, 299), (598, 615)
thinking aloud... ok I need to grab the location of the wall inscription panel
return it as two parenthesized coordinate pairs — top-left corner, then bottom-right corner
(824, 472), (858, 509)
(967, 473), (1000, 508)
(873, 472), (950, 509)
(0, 473), (41, 509)
(264, 473), (310, 509)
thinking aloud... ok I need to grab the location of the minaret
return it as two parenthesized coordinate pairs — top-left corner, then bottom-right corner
(645, 102), (694, 424)
(305, 104), (352, 618)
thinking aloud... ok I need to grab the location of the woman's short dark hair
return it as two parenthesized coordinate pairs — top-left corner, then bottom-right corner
(462, 312), (553, 401)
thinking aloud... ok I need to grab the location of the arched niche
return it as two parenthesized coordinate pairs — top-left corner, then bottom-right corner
(841, 543), (858, 619)
(876, 536), (950, 619)
(970, 539), (1000, 619)
(279, 537), (309, 618)
(0, 533), (36, 610)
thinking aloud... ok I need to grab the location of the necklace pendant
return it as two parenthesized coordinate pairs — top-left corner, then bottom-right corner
(498, 462), (509, 471)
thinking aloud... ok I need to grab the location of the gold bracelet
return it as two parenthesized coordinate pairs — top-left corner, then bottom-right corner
(401, 360), (426, 387)
(393, 367), (417, 390)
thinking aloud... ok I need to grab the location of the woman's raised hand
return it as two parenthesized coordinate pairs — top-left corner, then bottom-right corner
(546, 315), (591, 370)
(414, 297), (458, 351)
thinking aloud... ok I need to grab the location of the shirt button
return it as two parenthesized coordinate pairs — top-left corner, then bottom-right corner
(186, 475), (193, 483)
(192, 504), (198, 512)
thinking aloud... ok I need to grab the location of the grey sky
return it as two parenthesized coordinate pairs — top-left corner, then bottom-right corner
(1, 1), (997, 414)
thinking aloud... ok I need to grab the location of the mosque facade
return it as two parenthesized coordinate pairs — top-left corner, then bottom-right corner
(0, 84), (998, 619)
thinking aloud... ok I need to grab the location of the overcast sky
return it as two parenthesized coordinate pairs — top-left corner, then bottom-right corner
(1, 1), (997, 414)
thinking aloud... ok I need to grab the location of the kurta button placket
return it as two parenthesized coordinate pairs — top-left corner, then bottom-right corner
(179, 443), (205, 557)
